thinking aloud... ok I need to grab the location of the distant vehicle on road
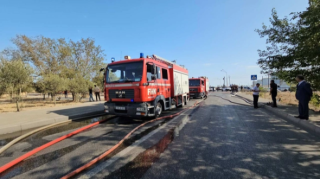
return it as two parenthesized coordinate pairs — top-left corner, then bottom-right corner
(243, 86), (251, 90)
(189, 76), (209, 98)
(222, 88), (231, 91)
(278, 87), (289, 91)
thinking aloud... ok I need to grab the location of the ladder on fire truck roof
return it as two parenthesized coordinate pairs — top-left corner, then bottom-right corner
(151, 54), (186, 69)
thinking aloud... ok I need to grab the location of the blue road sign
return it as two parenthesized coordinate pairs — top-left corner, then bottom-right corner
(251, 75), (257, 80)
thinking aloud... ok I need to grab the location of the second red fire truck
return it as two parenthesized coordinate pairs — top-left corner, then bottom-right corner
(189, 77), (210, 98)
(103, 54), (189, 118)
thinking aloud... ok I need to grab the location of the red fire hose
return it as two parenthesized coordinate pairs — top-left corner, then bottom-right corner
(0, 118), (111, 174)
(61, 100), (201, 179)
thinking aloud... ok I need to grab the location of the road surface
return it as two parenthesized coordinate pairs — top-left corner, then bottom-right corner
(142, 92), (320, 179)
(2, 92), (320, 179)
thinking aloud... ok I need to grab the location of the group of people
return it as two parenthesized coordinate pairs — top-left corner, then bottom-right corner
(89, 85), (101, 102)
(231, 85), (238, 93)
(62, 85), (101, 102)
(252, 75), (313, 120)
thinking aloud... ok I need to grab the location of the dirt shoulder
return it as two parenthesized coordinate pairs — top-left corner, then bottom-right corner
(0, 95), (106, 113)
(242, 91), (320, 112)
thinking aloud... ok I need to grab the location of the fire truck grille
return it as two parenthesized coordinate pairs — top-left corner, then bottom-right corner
(109, 89), (134, 99)
(189, 88), (198, 92)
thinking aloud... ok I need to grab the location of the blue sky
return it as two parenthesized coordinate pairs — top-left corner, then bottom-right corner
(0, 0), (309, 86)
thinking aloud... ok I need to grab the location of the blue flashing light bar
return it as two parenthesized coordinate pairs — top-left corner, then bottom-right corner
(111, 57), (115, 62)
(140, 53), (144, 58)
(131, 99), (134, 102)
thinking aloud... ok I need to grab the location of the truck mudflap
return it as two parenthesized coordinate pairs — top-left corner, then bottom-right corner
(190, 92), (204, 98)
(104, 102), (152, 118)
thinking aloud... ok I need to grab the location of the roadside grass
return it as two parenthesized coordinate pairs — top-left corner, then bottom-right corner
(0, 99), (84, 113)
(243, 91), (320, 112)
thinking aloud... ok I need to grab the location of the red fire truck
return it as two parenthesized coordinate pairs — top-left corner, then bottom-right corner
(103, 54), (189, 118)
(189, 77), (209, 98)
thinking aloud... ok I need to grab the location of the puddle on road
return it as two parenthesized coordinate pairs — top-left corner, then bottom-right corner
(105, 115), (192, 179)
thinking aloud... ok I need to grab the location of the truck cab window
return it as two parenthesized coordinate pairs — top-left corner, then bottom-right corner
(201, 80), (204, 86)
(162, 69), (168, 80)
(156, 66), (161, 79)
(147, 63), (154, 82)
(106, 62), (143, 83)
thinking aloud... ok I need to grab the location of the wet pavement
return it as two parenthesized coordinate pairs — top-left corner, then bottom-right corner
(141, 92), (320, 179)
(0, 115), (112, 147)
(0, 98), (201, 179)
(0, 115), (111, 147)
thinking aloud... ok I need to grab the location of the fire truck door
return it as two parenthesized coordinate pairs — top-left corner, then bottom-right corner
(147, 63), (157, 100)
(160, 67), (170, 97)
(155, 66), (163, 96)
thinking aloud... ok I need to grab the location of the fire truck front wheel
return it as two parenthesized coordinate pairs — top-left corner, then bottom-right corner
(155, 102), (162, 118)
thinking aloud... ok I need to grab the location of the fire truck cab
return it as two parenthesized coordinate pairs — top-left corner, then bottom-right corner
(189, 77), (209, 98)
(103, 54), (189, 118)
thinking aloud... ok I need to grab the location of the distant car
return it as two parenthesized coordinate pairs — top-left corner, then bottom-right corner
(243, 87), (251, 90)
(222, 88), (231, 91)
(278, 87), (289, 92)
(266, 87), (288, 92)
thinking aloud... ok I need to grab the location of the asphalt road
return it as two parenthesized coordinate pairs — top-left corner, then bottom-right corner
(142, 92), (320, 179)
(0, 99), (200, 179)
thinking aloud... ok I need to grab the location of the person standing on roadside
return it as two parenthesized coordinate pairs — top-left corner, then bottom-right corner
(270, 80), (278, 107)
(89, 87), (94, 102)
(64, 90), (68, 98)
(94, 85), (101, 101)
(252, 83), (260, 109)
(295, 75), (312, 120)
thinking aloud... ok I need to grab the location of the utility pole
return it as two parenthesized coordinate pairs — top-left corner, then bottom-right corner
(229, 76), (230, 87)
(221, 69), (228, 86)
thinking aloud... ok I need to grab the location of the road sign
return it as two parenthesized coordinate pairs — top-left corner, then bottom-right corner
(251, 75), (257, 80)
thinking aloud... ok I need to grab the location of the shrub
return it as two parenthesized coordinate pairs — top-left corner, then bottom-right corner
(310, 94), (320, 107)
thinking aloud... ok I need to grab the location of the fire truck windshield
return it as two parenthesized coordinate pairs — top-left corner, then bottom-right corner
(106, 61), (143, 83)
(189, 79), (200, 86)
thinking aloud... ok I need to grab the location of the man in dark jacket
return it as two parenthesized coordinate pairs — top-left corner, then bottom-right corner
(295, 75), (312, 120)
(270, 80), (277, 107)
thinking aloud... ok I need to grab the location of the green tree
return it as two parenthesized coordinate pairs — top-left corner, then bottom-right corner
(34, 79), (48, 100)
(41, 74), (66, 105)
(63, 38), (105, 101)
(12, 35), (68, 76)
(67, 75), (94, 102)
(255, 0), (320, 90)
(9, 35), (105, 102)
(0, 58), (34, 111)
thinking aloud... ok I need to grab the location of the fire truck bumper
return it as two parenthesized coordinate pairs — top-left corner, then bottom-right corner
(189, 92), (204, 98)
(104, 102), (149, 118)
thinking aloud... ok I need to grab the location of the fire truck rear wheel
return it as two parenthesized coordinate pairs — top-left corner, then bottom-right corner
(155, 102), (162, 118)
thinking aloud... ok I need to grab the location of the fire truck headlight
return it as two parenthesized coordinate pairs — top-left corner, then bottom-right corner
(104, 106), (109, 109)
(136, 107), (145, 112)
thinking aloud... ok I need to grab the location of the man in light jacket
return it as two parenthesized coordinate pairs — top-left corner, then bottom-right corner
(93, 85), (101, 101)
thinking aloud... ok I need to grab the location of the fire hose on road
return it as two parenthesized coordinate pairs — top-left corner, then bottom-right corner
(61, 99), (203, 179)
(0, 99), (203, 178)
